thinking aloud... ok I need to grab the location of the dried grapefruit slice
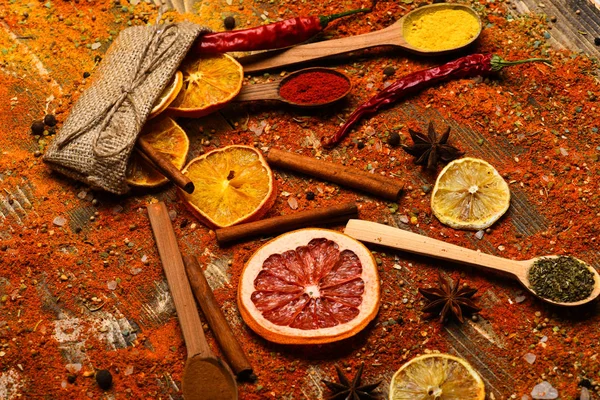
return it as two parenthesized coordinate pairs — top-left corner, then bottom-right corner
(148, 71), (183, 119)
(179, 145), (276, 229)
(125, 116), (189, 188)
(238, 228), (380, 344)
(166, 53), (243, 118)
(389, 353), (485, 400)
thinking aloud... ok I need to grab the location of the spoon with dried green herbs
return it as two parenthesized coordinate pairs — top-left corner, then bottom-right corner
(344, 219), (600, 307)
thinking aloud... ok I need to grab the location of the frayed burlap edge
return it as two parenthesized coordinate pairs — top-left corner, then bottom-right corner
(43, 21), (208, 195)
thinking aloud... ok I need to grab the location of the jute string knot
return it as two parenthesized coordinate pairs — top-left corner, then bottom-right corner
(43, 16), (207, 194)
(55, 18), (179, 158)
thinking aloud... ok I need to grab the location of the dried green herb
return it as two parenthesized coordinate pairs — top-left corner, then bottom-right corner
(528, 256), (594, 303)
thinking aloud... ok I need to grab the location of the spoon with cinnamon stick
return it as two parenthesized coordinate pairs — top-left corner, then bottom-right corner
(344, 219), (600, 306)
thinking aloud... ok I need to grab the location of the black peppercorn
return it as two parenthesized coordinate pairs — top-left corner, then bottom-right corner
(387, 131), (401, 146)
(224, 16), (236, 30)
(44, 114), (57, 127)
(595, 37), (600, 46)
(67, 374), (77, 384)
(31, 120), (45, 135)
(383, 66), (396, 77)
(83, 71), (91, 78)
(357, 141), (365, 149)
(306, 191), (315, 200)
(95, 369), (112, 390)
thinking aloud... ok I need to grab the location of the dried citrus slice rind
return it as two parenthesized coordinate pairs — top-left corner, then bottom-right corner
(180, 145), (275, 229)
(148, 71), (183, 119)
(125, 116), (189, 188)
(389, 353), (485, 400)
(166, 53), (243, 118)
(431, 157), (510, 230)
(238, 228), (380, 345)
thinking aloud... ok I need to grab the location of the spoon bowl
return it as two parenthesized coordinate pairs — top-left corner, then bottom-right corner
(234, 67), (352, 107)
(147, 203), (238, 400)
(241, 3), (482, 73)
(344, 219), (600, 307)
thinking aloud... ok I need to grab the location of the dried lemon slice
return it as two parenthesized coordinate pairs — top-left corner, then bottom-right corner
(389, 353), (485, 400)
(431, 157), (510, 230)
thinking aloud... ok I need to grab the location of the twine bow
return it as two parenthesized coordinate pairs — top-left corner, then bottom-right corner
(56, 13), (179, 158)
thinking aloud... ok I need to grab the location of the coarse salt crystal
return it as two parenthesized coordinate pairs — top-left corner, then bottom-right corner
(168, 210), (177, 221)
(559, 147), (568, 156)
(107, 281), (118, 290)
(66, 363), (82, 373)
(77, 191), (87, 199)
(531, 381), (558, 399)
(523, 353), (536, 364)
(580, 387), (590, 400)
(53, 216), (67, 227)
(287, 197), (298, 210)
(515, 295), (526, 303)
(475, 230), (484, 240)
(540, 336), (548, 343)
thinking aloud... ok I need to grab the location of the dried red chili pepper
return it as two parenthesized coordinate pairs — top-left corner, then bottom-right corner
(194, 8), (370, 54)
(322, 54), (551, 148)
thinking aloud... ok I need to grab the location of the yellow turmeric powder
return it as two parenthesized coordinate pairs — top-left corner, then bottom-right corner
(403, 8), (481, 51)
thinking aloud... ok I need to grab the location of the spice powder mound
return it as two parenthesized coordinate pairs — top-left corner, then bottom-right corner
(279, 71), (350, 105)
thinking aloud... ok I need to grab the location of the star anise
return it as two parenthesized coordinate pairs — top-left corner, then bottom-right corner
(419, 273), (481, 323)
(401, 122), (464, 169)
(322, 363), (381, 400)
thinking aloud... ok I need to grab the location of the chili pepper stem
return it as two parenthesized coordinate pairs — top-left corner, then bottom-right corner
(319, 8), (371, 28)
(490, 55), (552, 71)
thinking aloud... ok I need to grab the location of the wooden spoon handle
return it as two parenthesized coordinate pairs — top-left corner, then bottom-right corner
(183, 255), (253, 378)
(344, 219), (524, 277)
(241, 24), (406, 73)
(147, 202), (212, 359)
(234, 81), (282, 102)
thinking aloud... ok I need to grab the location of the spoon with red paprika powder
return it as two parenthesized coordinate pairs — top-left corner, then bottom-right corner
(234, 67), (352, 107)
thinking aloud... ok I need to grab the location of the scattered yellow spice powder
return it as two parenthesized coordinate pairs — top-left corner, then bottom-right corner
(404, 8), (480, 51)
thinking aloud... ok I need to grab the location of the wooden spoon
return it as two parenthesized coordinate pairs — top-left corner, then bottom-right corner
(241, 3), (482, 73)
(147, 203), (238, 400)
(234, 67), (352, 107)
(343, 219), (600, 307)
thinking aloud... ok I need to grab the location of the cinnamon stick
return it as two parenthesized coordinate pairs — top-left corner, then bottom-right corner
(136, 136), (195, 194)
(183, 255), (253, 380)
(215, 202), (358, 245)
(266, 148), (402, 201)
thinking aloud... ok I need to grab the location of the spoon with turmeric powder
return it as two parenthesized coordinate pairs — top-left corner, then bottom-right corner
(344, 219), (600, 307)
(242, 3), (482, 73)
(234, 67), (352, 107)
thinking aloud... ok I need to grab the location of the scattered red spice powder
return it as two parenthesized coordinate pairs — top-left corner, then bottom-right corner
(279, 70), (351, 105)
(1, 0), (600, 399)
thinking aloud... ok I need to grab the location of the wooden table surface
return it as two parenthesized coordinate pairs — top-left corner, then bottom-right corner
(2, 0), (600, 399)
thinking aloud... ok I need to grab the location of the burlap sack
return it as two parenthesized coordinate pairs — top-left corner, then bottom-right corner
(44, 20), (208, 194)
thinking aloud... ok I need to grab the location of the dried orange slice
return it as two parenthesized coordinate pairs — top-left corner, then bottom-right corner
(238, 228), (381, 345)
(389, 353), (485, 400)
(179, 145), (276, 229)
(148, 71), (183, 119)
(125, 116), (189, 188)
(431, 157), (510, 230)
(166, 53), (243, 118)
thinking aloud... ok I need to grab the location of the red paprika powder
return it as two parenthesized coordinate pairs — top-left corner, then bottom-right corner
(279, 70), (351, 105)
